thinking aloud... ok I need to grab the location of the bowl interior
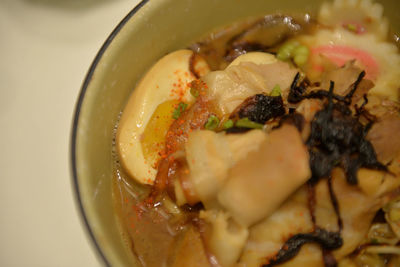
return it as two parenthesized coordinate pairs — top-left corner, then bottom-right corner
(72, 0), (400, 265)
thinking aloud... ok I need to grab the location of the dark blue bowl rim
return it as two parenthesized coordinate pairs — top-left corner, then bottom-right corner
(70, 0), (149, 265)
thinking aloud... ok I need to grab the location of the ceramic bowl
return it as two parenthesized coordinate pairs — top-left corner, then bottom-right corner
(71, 0), (400, 265)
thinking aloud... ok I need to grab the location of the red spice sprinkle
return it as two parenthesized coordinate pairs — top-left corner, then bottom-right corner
(133, 204), (143, 220)
(365, 17), (373, 23)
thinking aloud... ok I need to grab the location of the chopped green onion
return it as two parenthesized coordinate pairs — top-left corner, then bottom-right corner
(270, 84), (281, 96)
(346, 23), (358, 33)
(236, 118), (263, 129)
(205, 115), (220, 130)
(223, 119), (234, 130)
(172, 102), (188, 119)
(190, 87), (199, 98)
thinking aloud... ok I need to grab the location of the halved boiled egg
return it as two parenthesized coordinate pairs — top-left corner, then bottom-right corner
(117, 49), (210, 184)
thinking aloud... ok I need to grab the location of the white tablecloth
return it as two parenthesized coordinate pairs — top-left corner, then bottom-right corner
(0, 0), (140, 265)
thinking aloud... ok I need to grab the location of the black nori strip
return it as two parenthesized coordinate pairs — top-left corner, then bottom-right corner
(327, 177), (343, 232)
(287, 72), (306, 103)
(288, 71), (366, 105)
(286, 71), (388, 185)
(307, 181), (317, 225)
(225, 126), (252, 134)
(230, 94), (285, 124)
(307, 92), (387, 184)
(262, 228), (343, 267)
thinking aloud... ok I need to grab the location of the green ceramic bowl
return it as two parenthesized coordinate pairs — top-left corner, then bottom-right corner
(71, 0), (400, 265)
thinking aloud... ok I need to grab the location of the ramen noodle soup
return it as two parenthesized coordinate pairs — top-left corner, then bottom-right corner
(113, 0), (400, 266)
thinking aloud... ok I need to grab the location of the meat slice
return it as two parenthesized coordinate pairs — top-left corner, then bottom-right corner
(367, 113), (400, 165)
(203, 60), (297, 116)
(184, 129), (267, 208)
(217, 125), (311, 226)
(239, 188), (319, 267)
(320, 61), (362, 96)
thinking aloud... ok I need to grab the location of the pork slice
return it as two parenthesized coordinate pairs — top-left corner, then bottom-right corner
(217, 124), (310, 227)
(367, 113), (400, 165)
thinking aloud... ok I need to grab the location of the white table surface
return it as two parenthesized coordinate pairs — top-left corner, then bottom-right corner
(0, 0), (141, 266)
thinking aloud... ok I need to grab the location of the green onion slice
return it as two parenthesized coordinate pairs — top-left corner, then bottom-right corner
(172, 102), (188, 119)
(223, 119), (234, 130)
(270, 84), (281, 96)
(235, 118), (263, 129)
(190, 87), (199, 98)
(205, 115), (220, 130)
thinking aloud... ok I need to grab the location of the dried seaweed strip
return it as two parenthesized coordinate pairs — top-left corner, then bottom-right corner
(287, 71), (387, 185)
(263, 228), (343, 267)
(230, 94), (285, 124)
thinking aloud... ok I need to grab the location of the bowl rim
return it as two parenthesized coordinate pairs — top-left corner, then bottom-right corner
(70, 0), (149, 265)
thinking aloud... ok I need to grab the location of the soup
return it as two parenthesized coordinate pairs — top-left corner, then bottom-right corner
(113, 0), (400, 266)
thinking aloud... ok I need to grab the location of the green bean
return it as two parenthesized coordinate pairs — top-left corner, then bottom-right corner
(277, 40), (299, 61)
(293, 45), (309, 66)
